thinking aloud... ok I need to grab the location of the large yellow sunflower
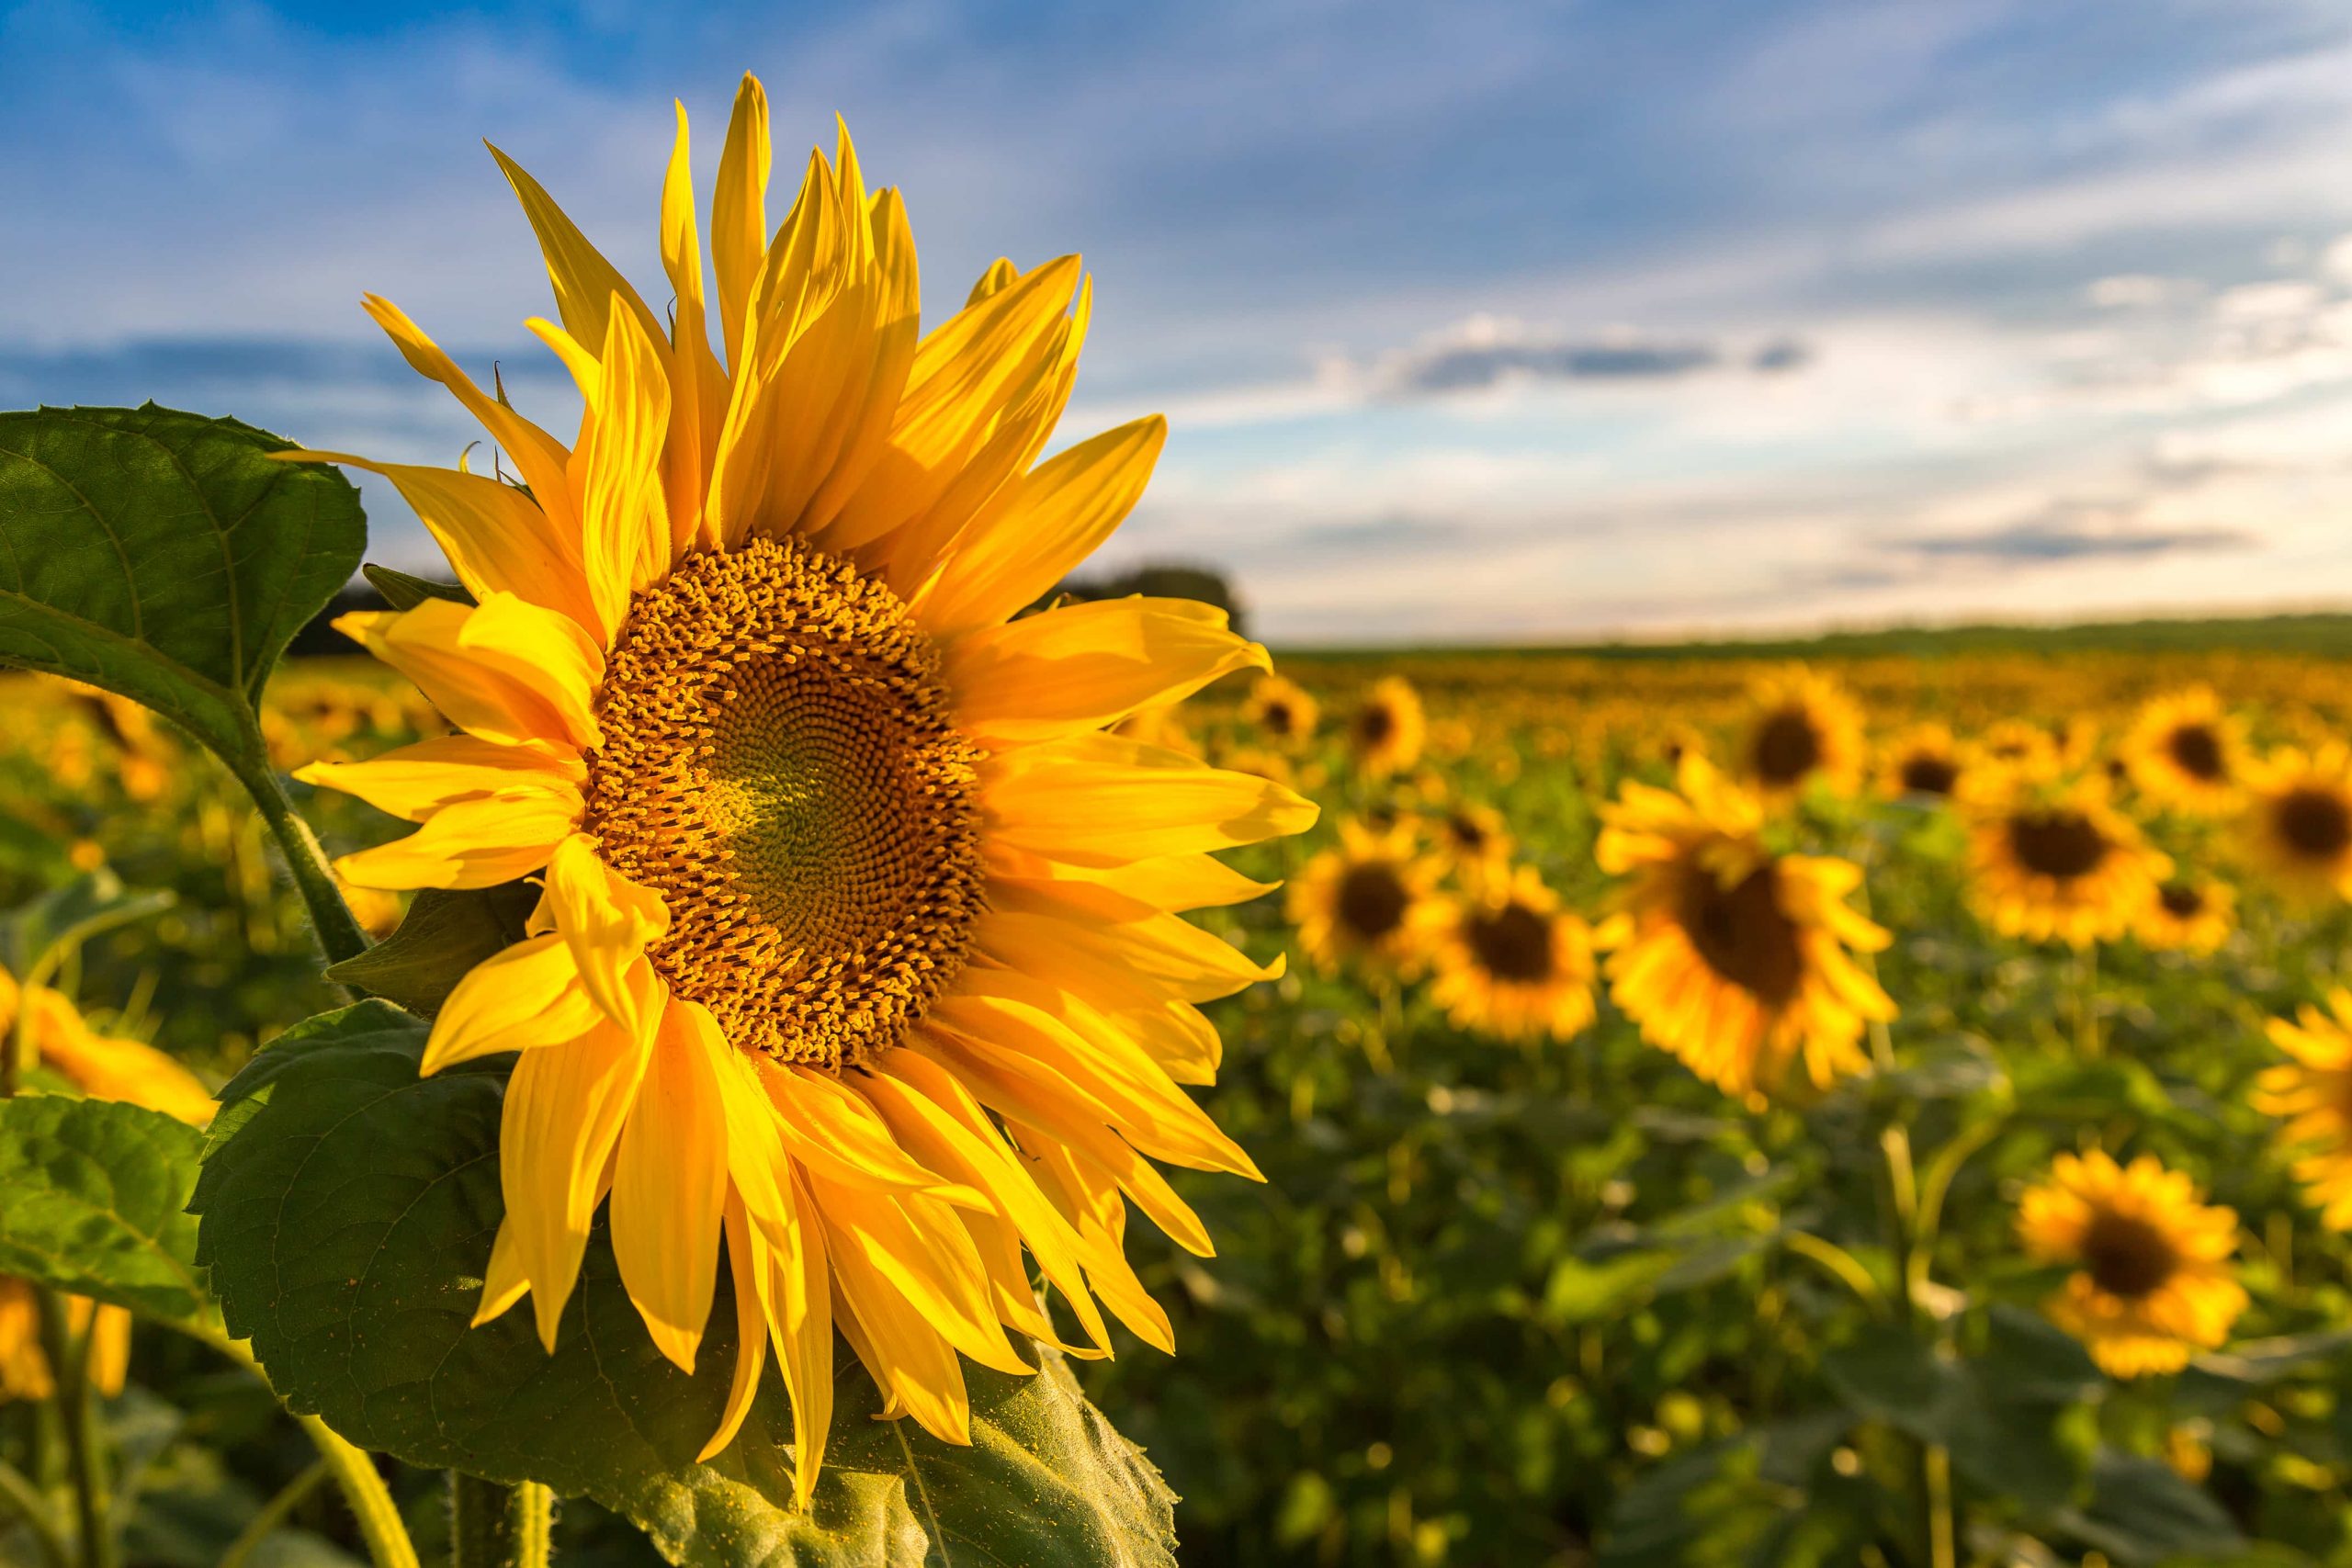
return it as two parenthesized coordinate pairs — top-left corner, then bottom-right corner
(2256, 992), (2352, 1230)
(1425, 865), (1595, 1043)
(289, 76), (1315, 1494)
(1736, 668), (1864, 801)
(1, 964), (215, 1400)
(1964, 775), (2166, 946)
(2122, 686), (2244, 815)
(2017, 1151), (2246, 1378)
(2240, 746), (2352, 905)
(1593, 756), (1894, 1097)
(1347, 675), (1427, 778)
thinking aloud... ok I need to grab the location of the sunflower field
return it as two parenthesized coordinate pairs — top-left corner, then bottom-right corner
(10, 73), (2352, 1568)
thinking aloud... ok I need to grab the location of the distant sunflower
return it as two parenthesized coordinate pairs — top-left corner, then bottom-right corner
(1348, 675), (1427, 778)
(1737, 669), (1864, 800)
(1975, 718), (2064, 780)
(2134, 876), (2235, 955)
(1965, 776), (2166, 946)
(1594, 756), (1894, 1096)
(1242, 673), (1318, 747)
(288, 76), (1315, 1487)
(1427, 865), (1595, 1043)
(2124, 687), (2244, 815)
(2018, 1151), (2245, 1378)
(2256, 991), (2352, 1229)
(1289, 820), (1440, 977)
(1426, 800), (1513, 876)
(1877, 723), (1966, 803)
(1650, 721), (1708, 774)
(2241, 747), (2352, 904)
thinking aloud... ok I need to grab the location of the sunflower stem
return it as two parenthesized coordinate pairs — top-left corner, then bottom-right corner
(217, 1457), (331, 1568)
(0, 1456), (69, 1568)
(34, 1292), (112, 1568)
(2072, 941), (2100, 1058)
(230, 740), (372, 972)
(449, 1474), (554, 1568)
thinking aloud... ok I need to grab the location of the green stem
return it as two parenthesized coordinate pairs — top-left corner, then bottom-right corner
(1921, 1441), (1956, 1568)
(232, 743), (371, 970)
(217, 1458), (330, 1568)
(2073, 941), (2100, 1058)
(449, 1474), (554, 1568)
(34, 1292), (113, 1568)
(0, 1457), (70, 1568)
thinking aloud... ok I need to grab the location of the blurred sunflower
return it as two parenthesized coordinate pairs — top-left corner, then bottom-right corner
(2240, 746), (2352, 904)
(289, 76), (1313, 1489)
(1593, 756), (1893, 1097)
(1965, 776), (2166, 946)
(1877, 723), (1966, 803)
(1289, 820), (1440, 978)
(2123, 687), (2243, 815)
(1426, 865), (1594, 1043)
(2134, 875), (2235, 955)
(1737, 668), (1863, 800)
(2256, 992), (2352, 1229)
(2018, 1151), (2245, 1378)
(1974, 718), (2065, 779)
(0, 965), (214, 1401)
(1241, 672), (1318, 747)
(1426, 800), (1513, 877)
(1347, 675), (1426, 778)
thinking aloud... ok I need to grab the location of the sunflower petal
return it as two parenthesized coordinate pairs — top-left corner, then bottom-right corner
(949, 596), (1270, 745)
(612, 997), (729, 1371)
(501, 1018), (653, 1349)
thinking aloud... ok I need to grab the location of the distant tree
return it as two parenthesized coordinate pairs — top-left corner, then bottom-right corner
(1039, 562), (1246, 637)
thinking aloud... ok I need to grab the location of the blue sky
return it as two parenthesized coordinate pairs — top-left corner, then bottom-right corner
(7, 1), (2352, 643)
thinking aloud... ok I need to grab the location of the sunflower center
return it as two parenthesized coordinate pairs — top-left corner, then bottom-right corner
(1678, 862), (1803, 1006)
(1336, 862), (1410, 941)
(2166, 724), (2224, 781)
(1466, 902), (1554, 983)
(2080, 1210), (2177, 1299)
(2158, 883), (2205, 918)
(583, 536), (984, 1070)
(1752, 707), (1821, 785)
(1354, 703), (1396, 748)
(1448, 814), (1487, 852)
(2007, 811), (2109, 881)
(1262, 701), (1294, 734)
(1900, 754), (1959, 797)
(2278, 787), (2352, 860)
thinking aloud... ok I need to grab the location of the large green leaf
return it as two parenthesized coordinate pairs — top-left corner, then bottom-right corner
(193, 1001), (1180, 1568)
(0, 405), (365, 773)
(322, 883), (537, 1017)
(0, 1094), (209, 1321)
(1822, 1325), (2088, 1512)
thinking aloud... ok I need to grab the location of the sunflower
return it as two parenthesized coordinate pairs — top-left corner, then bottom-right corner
(2134, 875), (2235, 955)
(1426, 865), (1595, 1043)
(289, 77), (1314, 1492)
(1425, 800), (1513, 876)
(2256, 991), (2352, 1229)
(2123, 687), (2244, 815)
(1736, 668), (1864, 800)
(1876, 723), (1966, 803)
(2017, 1151), (2246, 1378)
(1974, 718), (2065, 780)
(1964, 775), (2166, 947)
(0, 965), (214, 1401)
(1593, 756), (1894, 1097)
(2240, 746), (2352, 904)
(1347, 675), (1426, 778)
(1288, 820), (1441, 978)
(1241, 673), (1319, 747)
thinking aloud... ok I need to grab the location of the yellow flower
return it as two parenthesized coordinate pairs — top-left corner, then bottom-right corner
(2240, 746), (2352, 905)
(1593, 756), (1894, 1097)
(1423, 800), (1513, 877)
(1425, 865), (1595, 1043)
(1288, 820), (1440, 978)
(288, 76), (1314, 1493)
(1347, 675), (1426, 778)
(1241, 673), (1318, 746)
(2017, 1151), (2246, 1378)
(1736, 668), (1864, 800)
(1876, 723), (1966, 803)
(1964, 775), (2166, 947)
(2122, 686), (2244, 815)
(2133, 875), (2235, 955)
(2256, 991), (2352, 1230)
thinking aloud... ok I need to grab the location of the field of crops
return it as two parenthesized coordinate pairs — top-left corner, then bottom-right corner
(14, 636), (2352, 1566)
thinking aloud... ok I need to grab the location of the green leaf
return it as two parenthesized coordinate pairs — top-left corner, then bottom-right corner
(0, 1094), (209, 1321)
(0, 867), (175, 980)
(322, 883), (537, 1017)
(193, 1001), (1180, 1568)
(0, 405), (366, 773)
(1822, 1325), (2086, 1511)
(361, 563), (471, 612)
(2051, 1452), (2242, 1564)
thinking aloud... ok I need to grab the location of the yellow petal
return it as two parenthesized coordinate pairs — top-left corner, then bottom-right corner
(911, 414), (1164, 637)
(658, 100), (729, 556)
(334, 790), (578, 892)
(472, 1219), (532, 1326)
(984, 732), (1318, 867)
(760, 1061), (987, 1205)
(710, 73), (772, 377)
(423, 934), (605, 1073)
(297, 735), (583, 824)
(335, 595), (602, 750)
(39, 1028), (215, 1126)
(948, 596), (1269, 745)
(611, 998), (729, 1372)
(571, 300), (675, 639)
(986, 848), (1277, 912)
(768, 1170), (835, 1505)
(502, 1018), (652, 1350)
(485, 141), (666, 366)
(701, 1198), (772, 1461)
(543, 835), (670, 1039)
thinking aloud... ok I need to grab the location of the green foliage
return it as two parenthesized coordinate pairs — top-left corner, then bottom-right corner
(0, 406), (365, 777)
(322, 884), (536, 1017)
(0, 1094), (208, 1321)
(193, 1001), (1180, 1568)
